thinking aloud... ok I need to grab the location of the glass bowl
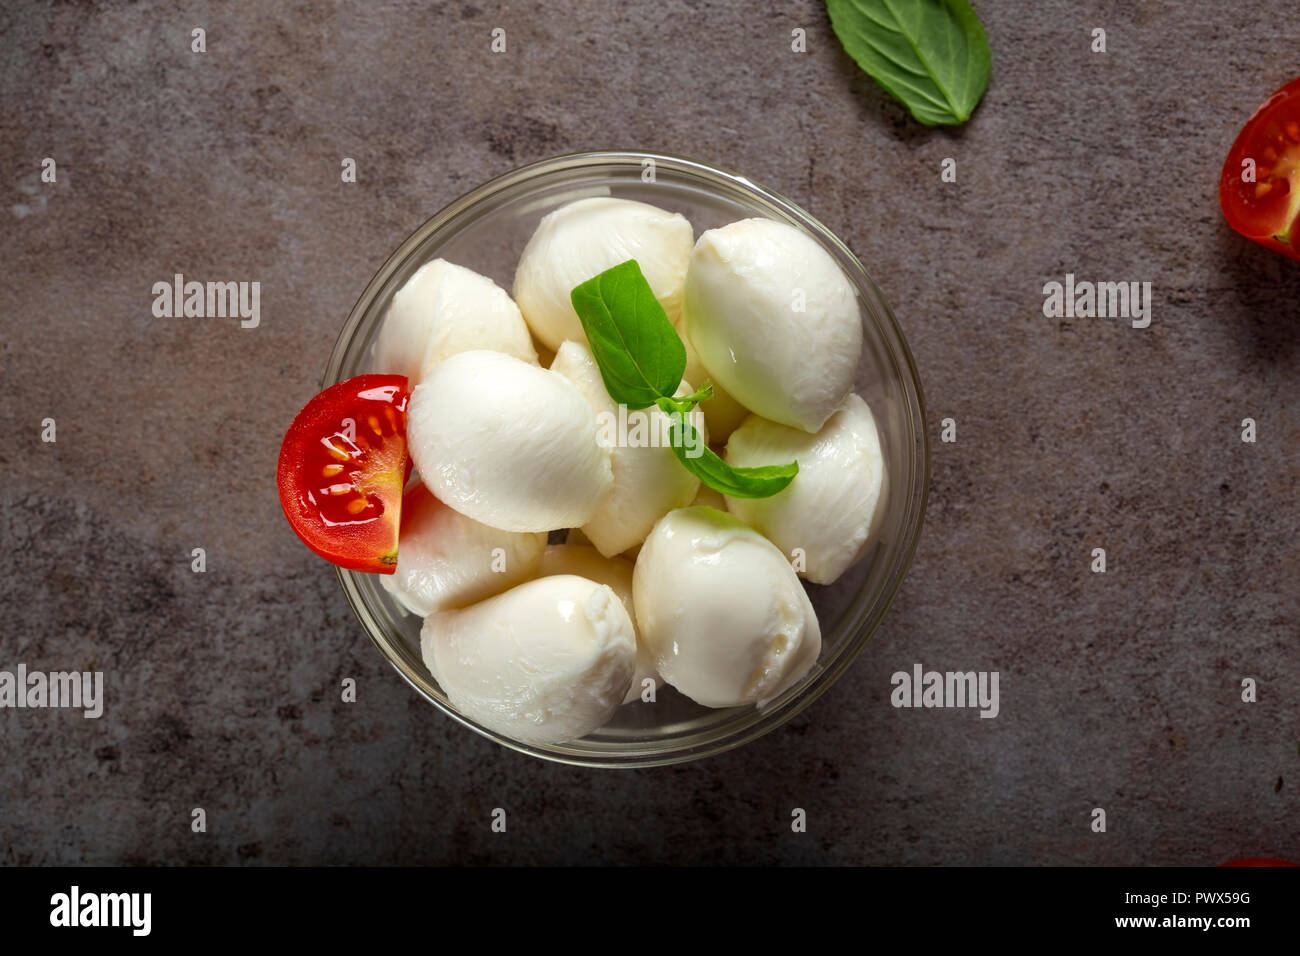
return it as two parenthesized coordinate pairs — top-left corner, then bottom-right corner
(322, 151), (929, 767)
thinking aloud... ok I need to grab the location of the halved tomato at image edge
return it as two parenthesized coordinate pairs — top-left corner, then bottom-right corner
(277, 375), (411, 573)
(1220, 76), (1300, 260)
(1219, 857), (1298, 867)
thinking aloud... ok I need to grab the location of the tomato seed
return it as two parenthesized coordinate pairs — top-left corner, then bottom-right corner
(323, 439), (350, 461)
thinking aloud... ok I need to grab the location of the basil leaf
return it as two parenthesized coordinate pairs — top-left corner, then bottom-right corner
(825, 0), (991, 126)
(669, 419), (798, 499)
(679, 382), (713, 406)
(653, 385), (710, 419)
(568, 259), (799, 500)
(569, 260), (686, 410)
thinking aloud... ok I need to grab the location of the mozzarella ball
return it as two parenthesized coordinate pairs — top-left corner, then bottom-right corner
(683, 218), (862, 433)
(513, 198), (693, 352)
(406, 350), (612, 532)
(675, 317), (749, 445)
(421, 575), (636, 745)
(381, 483), (546, 616)
(563, 527), (592, 548)
(724, 395), (886, 585)
(690, 484), (727, 511)
(372, 258), (537, 385)
(550, 340), (703, 557)
(630, 482), (725, 562)
(538, 544), (658, 705)
(633, 507), (821, 708)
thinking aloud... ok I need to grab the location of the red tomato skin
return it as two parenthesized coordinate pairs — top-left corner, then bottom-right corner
(277, 375), (410, 574)
(1219, 857), (1297, 867)
(1220, 76), (1300, 261)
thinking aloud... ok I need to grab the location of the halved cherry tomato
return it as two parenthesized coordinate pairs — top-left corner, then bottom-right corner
(277, 375), (411, 573)
(1220, 76), (1300, 260)
(1219, 857), (1297, 867)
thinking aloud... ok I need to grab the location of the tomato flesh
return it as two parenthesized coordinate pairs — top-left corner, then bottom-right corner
(1220, 76), (1300, 260)
(277, 375), (411, 573)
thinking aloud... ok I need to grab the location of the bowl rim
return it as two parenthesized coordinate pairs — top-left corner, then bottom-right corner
(324, 149), (931, 768)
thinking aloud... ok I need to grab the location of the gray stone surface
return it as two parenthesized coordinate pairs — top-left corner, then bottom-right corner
(1, 0), (1296, 865)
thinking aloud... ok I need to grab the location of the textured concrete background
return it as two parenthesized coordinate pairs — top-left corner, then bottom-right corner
(1, 0), (1296, 865)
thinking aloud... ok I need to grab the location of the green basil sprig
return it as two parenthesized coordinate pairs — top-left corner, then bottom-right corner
(668, 418), (798, 500)
(825, 0), (991, 127)
(568, 261), (686, 410)
(570, 260), (797, 499)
